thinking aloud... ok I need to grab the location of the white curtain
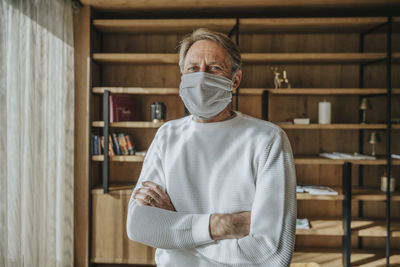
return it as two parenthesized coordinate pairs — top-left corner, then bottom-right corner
(0, 0), (74, 266)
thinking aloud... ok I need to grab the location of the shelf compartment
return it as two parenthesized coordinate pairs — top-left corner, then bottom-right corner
(239, 17), (388, 33)
(278, 123), (389, 130)
(92, 155), (145, 162)
(93, 87), (179, 95)
(93, 18), (236, 34)
(92, 121), (164, 128)
(92, 52), (399, 65)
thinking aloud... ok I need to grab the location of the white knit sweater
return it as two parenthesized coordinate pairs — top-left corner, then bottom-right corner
(126, 111), (297, 266)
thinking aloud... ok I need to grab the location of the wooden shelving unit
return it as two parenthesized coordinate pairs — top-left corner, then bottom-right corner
(75, 8), (400, 267)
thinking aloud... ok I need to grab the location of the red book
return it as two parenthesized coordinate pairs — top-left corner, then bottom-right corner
(110, 95), (138, 122)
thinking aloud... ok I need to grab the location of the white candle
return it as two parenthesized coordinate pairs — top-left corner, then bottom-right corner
(318, 100), (331, 124)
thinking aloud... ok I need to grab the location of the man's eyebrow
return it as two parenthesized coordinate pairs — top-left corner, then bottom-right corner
(208, 61), (228, 68)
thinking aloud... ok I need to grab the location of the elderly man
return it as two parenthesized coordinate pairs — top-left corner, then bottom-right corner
(126, 28), (296, 266)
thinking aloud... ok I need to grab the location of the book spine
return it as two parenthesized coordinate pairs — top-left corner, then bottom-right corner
(93, 135), (99, 155)
(109, 95), (114, 123)
(125, 134), (136, 155)
(108, 135), (115, 156)
(100, 136), (104, 155)
(118, 133), (129, 155)
(111, 133), (122, 155)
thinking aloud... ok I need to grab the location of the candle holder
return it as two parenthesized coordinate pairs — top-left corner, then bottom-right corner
(359, 97), (371, 124)
(368, 131), (379, 156)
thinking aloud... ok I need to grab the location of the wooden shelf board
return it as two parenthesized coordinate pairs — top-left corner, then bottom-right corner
(353, 187), (400, 201)
(92, 87), (400, 96)
(242, 53), (386, 64)
(92, 121), (164, 128)
(236, 88), (400, 95)
(294, 156), (344, 165)
(294, 155), (400, 165)
(92, 155), (145, 162)
(91, 182), (135, 194)
(93, 19), (236, 33)
(296, 218), (400, 237)
(267, 88), (395, 95)
(81, 1), (400, 13)
(278, 123), (387, 130)
(239, 17), (388, 33)
(92, 53), (178, 64)
(92, 53), (393, 64)
(297, 192), (344, 201)
(91, 257), (155, 265)
(93, 87), (179, 95)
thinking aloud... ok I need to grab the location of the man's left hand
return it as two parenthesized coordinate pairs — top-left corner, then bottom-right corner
(133, 181), (176, 211)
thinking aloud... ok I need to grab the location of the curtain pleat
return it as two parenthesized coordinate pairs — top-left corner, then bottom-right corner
(1, 0), (74, 266)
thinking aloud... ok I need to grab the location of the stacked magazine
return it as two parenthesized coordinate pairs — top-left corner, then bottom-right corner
(297, 185), (338, 195)
(320, 152), (376, 160)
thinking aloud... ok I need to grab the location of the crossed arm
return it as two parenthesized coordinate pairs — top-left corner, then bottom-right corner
(134, 181), (251, 241)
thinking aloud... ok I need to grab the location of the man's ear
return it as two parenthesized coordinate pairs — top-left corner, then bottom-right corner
(233, 69), (242, 89)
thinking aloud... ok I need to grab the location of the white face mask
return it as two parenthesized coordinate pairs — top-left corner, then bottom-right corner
(179, 72), (233, 120)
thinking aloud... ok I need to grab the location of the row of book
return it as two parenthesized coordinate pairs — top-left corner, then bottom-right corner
(93, 133), (136, 156)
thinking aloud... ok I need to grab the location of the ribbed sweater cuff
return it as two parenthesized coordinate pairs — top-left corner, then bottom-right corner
(192, 214), (212, 245)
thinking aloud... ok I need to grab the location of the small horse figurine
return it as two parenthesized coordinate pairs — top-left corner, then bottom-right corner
(271, 67), (291, 89)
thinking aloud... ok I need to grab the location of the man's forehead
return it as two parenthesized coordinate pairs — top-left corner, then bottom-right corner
(185, 40), (230, 65)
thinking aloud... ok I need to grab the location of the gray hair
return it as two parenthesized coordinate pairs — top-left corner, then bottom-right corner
(178, 28), (242, 76)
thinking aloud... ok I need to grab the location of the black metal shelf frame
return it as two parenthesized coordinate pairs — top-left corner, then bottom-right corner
(357, 16), (393, 267)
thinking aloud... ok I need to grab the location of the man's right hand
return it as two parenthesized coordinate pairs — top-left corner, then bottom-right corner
(209, 211), (251, 240)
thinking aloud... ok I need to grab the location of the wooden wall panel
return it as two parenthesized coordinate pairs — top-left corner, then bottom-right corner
(239, 33), (359, 53)
(74, 5), (91, 267)
(101, 65), (181, 87)
(240, 65), (360, 88)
